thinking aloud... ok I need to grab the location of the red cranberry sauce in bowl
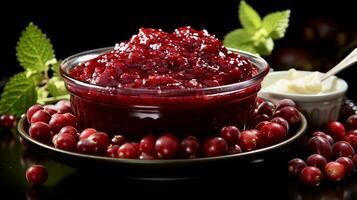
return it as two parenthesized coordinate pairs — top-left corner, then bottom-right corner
(60, 27), (269, 139)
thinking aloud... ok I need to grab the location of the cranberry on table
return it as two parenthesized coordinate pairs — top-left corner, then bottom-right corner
(139, 134), (156, 154)
(118, 143), (140, 159)
(111, 135), (127, 146)
(346, 115), (357, 130)
(29, 122), (52, 143)
(180, 136), (200, 158)
(0, 114), (16, 129)
(307, 154), (327, 171)
(324, 161), (345, 181)
(331, 141), (354, 159)
(336, 157), (354, 176)
(77, 139), (98, 155)
(270, 117), (289, 132)
(288, 158), (307, 177)
(26, 104), (43, 123)
(325, 121), (345, 141)
(203, 137), (228, 157)
(343, 134), (357, 151)
(276, 99), (296, 111)
(312, 131), (334, 145)
(30, 110), (51, 124)
(228, 144), (242, 154)
(308, 136), (332, 161)
(79, 128), (97, 140)
(219, 125), (240, 145)
(300, 166), (323, 187)
(155, 134), (179, 159)
(26, 165), (48, 185)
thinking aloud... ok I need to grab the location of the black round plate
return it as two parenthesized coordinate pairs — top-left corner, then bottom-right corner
(18, 114), (307, 179)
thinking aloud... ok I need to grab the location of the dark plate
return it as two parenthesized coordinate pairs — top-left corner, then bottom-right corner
(18, 114), (307, 179)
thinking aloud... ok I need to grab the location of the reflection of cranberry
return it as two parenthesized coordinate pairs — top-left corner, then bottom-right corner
(26, 165), (48, 185)
(0, 114), (16, 129)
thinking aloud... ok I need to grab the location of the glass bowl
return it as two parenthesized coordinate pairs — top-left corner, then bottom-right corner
(60, 47), (269, 138)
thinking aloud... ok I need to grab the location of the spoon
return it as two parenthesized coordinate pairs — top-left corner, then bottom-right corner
(320, 47), (357, 81)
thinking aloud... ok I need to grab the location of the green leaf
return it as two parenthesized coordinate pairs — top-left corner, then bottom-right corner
(239, 0), (261, 30)
(51, 60), (60, 77)
(254, 37), (274, 56)
(36, 86), (49, 105)
(262, 10), (291, 39)
(0, 72), (37, 117)
(16, 22), (55, 72)
(223, 29), (253, 49)
(47, 77), (68, 97)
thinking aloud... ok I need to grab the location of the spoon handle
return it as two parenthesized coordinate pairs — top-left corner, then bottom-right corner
(320, 47), (357, 81)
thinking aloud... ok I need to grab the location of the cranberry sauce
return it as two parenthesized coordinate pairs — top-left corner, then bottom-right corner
(69, 27), (257, 89)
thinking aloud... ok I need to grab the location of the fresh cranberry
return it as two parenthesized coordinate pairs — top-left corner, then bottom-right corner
(140, 134), (156, 154)
(139, 152), (156, 160)
(312, 131), (334, 145)
(276, 99), (296, 111)
(155, 134), (179, 159)
(336, 157), (354, 176)
(26, 165), (48, 185)
(255, 97), (265, 107)
(203, 137), (228, 157)
(180, 136), (200, 158)
(270, 117), (289, 132)
(228, 144), (242, 154)
(43, 105), (58, 115)
(255, 121), (270, 131)
(30, 110), (51, 124)
(76, 139), (98, 155)
(273, 106), (301, 127)
(324, 161), (345, 181)
(55, 100), (71, 113)
(332, 141), (354, 159)
(58, 126), (78, 140)
(260, 122), (287, 146)
(238, 130), (258, 151)
(256, 101), (275, 117)
(49, 113), (76, 133)
(219, 125), (240, 145)
(347, 129), (357, 136)
(88, 132), (110, 154)
(0, 114), (16, 129)
(250, 129), (265, 147)
(346, 115), (357, 130)
(110, 135), (127, 146)
(343, 134), (357, 151)
(252, 114), (271, 127)
(26, 104), (43, 123)
(325, 121), (345, 141)
(29, 122), (52, 143)
(63, 113), (77, 126)
(118, 143), (140, 159)
(288, 158), (307, 177)
(308, 136), (332, 161)
(106, 145), (120, 158)
(307, 154), (327, 171)
(79, 128), (97, 140)
(300, 166), (323, 187)
(53, 133), (77, 151)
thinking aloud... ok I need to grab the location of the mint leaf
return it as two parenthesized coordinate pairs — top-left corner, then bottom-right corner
(0, 72), (37, 117)
(51, 61), (61, 77)
(36, 86), (49, 105)
(223, 29), (253, 49)
(262, 10), (290, 39)
(16, 22), (55, 72)
(239, 0), (261, 30)
(254, 37), (274, 56)
(47, 77), (68, 97)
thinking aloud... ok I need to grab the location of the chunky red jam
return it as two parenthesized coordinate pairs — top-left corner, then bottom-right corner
(69, 27), (257, 89)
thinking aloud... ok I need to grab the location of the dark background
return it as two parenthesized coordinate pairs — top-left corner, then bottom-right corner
(1, 0), (357, 96)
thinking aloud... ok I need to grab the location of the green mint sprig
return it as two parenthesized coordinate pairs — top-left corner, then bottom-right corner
(0, 22), (69, 117)
(223, 0), (290, 56)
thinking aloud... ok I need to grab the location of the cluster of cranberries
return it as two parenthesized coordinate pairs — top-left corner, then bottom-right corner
(288, 114), (357, 187)
(0, 114), (16, 129)
(25, 98), (301, 160)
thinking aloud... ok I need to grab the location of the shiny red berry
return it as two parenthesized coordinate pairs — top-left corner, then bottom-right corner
(26, 165), (48, 185)
(336, 157), (354, 176)
(288, 158), (307, 177)
(260, 122), (287, 146)
(307, 154), (327, 171)
(220, 125), (240, 145)
(53, 133), (77, 151)
(55, 100), (71, 114)
(325, 121), (345, 141)
(203, 137), (228, 157)
(76, 139), (97, 155)
(27, 104), (43, 123)
(300, 166), (323, 187)
(111, 135), (127, 146)
(88, 132), (110, 154)
(276, 99), (296, 110)
(346, 115), (357, 130)
(118, 143), (140, 159)
(79, 128), (97, 140)
(273, 106), (301, 127)
(228, 144), (242, 154)
(58, 126), (78, 140)
(106, 145), (120, 158)
(332, 141), (354, 159)
(180, 136), (200, 158)
(155, 134), (179, 159)
(308, 136), (332, 161)
(30, 110), (51, 124)
(0, 114), (16, 129)
(238, 130), (258, 151)
(140, 134), (156, 154)
(29, 122), (52, 143)
(312, 131), (334, 145)
(324, 161), (345, 181)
